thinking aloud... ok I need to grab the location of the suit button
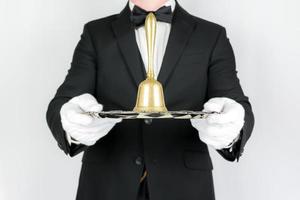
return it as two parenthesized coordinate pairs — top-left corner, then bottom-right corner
(135, 156), (143, 165)
(144, 119), (152, 125)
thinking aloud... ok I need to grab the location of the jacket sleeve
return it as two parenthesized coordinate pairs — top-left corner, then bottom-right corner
(206, 26), (255, 162)
(46, 23), (96, 157)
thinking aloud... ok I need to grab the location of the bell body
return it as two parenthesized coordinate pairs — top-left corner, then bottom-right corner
(133, 77), (168, 113)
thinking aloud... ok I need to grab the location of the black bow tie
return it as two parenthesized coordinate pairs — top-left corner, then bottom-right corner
(130, 5), (173, 28)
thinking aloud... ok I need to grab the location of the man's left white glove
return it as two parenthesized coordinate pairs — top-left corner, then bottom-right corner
(190, 97), (245, 150)
(60, 93), (122, 146)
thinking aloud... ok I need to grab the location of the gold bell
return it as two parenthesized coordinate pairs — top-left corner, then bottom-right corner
(133, 13), (168, 113)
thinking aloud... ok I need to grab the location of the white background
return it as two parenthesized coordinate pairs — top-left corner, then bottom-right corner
(0, 0), (299, 199)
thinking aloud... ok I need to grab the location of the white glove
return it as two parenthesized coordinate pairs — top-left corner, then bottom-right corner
(190, 97), (245, 150)
(60, 93), (122, 146)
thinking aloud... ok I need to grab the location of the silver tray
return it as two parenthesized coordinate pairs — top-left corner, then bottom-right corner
(84, 110), (218, 119)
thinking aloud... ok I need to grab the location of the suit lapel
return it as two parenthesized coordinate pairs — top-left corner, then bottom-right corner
(111, 1), (196, 88)
(111, 2), (146, 87)
(157, 2), (196, 87)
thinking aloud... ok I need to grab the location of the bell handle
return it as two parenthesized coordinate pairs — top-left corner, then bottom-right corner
(145, 13), (156, 79)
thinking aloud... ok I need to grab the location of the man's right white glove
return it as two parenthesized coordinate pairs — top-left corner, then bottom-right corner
(60, 93), (122, 146)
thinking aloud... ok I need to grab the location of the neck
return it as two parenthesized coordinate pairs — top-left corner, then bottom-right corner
(130, 0), (169, 11)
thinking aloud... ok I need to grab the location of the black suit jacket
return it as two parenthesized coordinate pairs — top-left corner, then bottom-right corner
(46, 1), (254, 200)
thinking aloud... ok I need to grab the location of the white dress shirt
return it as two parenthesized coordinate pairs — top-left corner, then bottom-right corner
(129, 0), (176, 79)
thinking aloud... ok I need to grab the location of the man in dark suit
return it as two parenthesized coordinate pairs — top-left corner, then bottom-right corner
(46, 0), (255, 199)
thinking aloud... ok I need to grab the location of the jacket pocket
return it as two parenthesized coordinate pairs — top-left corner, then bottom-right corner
(183, 150), (213, 170)
(182, 49), (205, 56)
(179, 53), (206, 65)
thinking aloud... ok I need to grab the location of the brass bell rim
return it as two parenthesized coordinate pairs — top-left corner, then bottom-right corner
(133, 106), (169, 113)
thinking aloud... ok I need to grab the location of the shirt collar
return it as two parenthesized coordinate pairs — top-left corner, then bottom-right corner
(128, 0), (176, 12)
